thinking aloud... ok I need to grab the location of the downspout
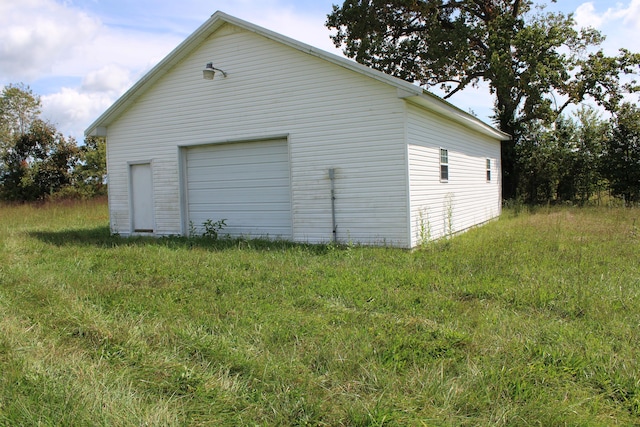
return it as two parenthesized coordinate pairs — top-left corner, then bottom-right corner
(329, 168), (337, 243)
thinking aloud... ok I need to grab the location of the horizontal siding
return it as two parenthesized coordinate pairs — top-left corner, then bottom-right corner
(106, 24), (409, 245)
(407, 104), (501, 246)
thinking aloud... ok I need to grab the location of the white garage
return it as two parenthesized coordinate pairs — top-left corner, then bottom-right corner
(85, 12), (508, 247)
(184, 138), (292, 239)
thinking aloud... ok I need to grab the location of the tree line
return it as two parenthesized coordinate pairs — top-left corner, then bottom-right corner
(517, 104), (640, 204)
(327, 0), (640, 205)
(0, 83), (106, 202)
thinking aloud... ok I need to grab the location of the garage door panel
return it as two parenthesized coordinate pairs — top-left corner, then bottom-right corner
(186, 139), (292, 239)
(188, 177), (290, 188)
(189, 167), (289, 185)
(191, 155), (287, 172)
(189, 142), (287, 161)
(188, 148), (287, 158)
(191, 206), (289, 217)
(187, 183), (290, 194)
(189, 206), (291, 217)
(189, 140), (287, 154)
(187, 187), (290, 203)
(190, 210), (292, 222)
(188, 179), (290, 191)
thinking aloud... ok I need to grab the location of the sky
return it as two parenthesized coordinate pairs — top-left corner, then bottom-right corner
(1, 0), (639, 142)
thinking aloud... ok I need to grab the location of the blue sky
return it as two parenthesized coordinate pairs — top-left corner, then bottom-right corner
(1, 0), (638, 142)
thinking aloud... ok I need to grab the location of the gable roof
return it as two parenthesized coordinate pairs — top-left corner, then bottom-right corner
(85, 11), (510, 141)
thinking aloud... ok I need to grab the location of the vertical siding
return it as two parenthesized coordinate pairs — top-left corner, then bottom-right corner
(407, 104), (501, 246)
(106, 24), (409, 245)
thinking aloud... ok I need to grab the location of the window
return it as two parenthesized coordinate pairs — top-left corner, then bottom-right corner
(486, 158), (491, 182)
(440, 148), (449, 181)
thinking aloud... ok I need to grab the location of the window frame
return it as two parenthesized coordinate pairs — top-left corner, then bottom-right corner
(440, 148), (449, 182)
(486, 158), (491, 182)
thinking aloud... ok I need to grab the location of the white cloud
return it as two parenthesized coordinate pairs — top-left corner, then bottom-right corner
(60, 27), (181, 79)
(572, 1), (640, 58)
(575, 1), (640, 29)
(81, 65), (134, 95)
(574, 3), (604, 28)
(41, 87), (114, 141)
(0, 0), (100, 81)
(39, 65), (135, 139)
(621, 0), (640, 29)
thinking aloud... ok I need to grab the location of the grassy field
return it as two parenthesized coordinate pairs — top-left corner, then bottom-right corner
(0, 199), (639, 426)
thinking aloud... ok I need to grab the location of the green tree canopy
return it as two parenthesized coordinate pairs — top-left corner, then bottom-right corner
(326, 0), (640, 199)
(0, 83), (107, 202)
(601, 103), (640, 204)
(73, 136), (107, 197)
(0, 83), (41, 154)
(1, 119), (79, 201)
(516, 107), (607, 205)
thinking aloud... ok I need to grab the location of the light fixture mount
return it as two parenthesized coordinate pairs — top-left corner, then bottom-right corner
(202, 62), (227, 80)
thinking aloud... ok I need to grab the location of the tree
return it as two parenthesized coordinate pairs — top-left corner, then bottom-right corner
(0, 119), (79, 201)
(569, 107), (607, 203)
(516, 108), (607, 205)
(73, 136), (107, 197)
(516, 119), (564, 204)
(0, 83), (108, 202)
(601, 103), (640, 204)
(0, 83), (41, 154)
(326, 0), (640, 199)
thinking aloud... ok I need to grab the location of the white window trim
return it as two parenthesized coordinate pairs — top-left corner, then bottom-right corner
(440, 148), (449, 182)
(486, 158), (492, 182)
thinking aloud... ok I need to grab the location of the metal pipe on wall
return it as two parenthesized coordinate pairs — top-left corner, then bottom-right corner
(329, 168), (337, 243)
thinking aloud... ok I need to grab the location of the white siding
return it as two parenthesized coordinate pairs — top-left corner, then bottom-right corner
(407, 104), (501, 246)
(106, 24), (409, 245)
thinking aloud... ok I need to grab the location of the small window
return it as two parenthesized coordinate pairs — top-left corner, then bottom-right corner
(440, 148), (449, 181)
(486, 158), (491, 182)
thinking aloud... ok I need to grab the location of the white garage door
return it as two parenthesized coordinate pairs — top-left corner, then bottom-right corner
(185, 139), (292, 239)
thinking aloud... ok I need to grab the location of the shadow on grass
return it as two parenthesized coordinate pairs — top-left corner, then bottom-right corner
(29, 226), (339, 254)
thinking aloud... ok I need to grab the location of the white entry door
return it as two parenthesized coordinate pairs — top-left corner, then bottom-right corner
(130, 163), (154, 233)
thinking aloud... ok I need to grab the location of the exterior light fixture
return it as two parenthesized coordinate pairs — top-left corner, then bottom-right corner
(203, 62), (227, 80)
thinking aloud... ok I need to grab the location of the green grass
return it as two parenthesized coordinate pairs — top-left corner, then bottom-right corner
(1, 199), (639, 426)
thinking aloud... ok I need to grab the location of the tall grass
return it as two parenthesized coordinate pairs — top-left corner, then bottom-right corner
(1, 199), (639, 425)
